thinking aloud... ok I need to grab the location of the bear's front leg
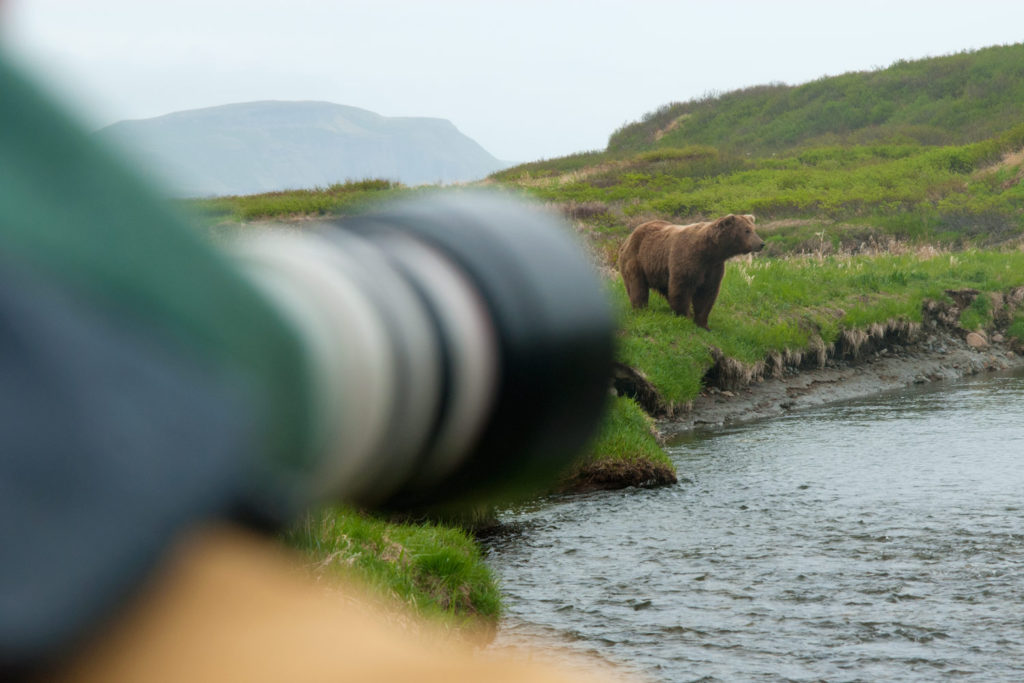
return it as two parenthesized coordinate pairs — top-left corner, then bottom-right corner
(692, 263), (725, 330)
(667, 282), (694, 320)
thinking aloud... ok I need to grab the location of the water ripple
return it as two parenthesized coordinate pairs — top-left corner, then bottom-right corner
(485, 370), (1024, 681)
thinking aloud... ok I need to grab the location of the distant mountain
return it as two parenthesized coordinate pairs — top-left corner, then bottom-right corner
(97, 101), (508, 197)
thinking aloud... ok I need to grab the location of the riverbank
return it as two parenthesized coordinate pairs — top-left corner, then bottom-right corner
(661, 322), (1024, 439)
(564, 316), (1024, 494)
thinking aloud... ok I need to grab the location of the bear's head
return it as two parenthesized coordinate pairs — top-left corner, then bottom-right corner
(714, 214), (764, 255)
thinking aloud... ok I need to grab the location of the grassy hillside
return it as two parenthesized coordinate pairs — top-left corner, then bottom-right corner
(496, 131), (1024, 258)
(608, 43), (1024, 154)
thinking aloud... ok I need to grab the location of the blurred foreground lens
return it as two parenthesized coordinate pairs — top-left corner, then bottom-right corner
(236, 192), (614, 510)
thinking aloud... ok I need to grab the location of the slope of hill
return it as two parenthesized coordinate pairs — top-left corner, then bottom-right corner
(608, 43), (1024, 154)
(492, 44), (1024, 257)
(98, 101), (507, 197)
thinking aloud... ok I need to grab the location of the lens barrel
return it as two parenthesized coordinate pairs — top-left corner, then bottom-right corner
(236, 192), (614, 510)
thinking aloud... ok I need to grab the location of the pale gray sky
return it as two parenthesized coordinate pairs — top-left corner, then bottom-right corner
(4, 1), (1023, 162)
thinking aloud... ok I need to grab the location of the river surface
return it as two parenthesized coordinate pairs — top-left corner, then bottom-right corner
(483, 370), (1024, 681)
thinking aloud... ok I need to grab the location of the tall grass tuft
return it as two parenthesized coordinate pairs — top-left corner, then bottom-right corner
(286, 506), (502, 630)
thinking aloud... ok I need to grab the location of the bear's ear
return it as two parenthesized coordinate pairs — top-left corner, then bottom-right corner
(711, 214), (737, 239)
(743, 214), (756, 223)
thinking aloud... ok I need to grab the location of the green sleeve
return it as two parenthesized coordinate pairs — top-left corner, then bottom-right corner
(0, 52), (315, 510)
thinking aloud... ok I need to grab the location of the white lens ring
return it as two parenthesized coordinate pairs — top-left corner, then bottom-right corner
(232, 232), (396, 501)
(308, 229), (444, 501)
(375, 234), (499, 487)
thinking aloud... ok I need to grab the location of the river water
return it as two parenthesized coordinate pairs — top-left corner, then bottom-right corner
(484, 370), (1024, 681)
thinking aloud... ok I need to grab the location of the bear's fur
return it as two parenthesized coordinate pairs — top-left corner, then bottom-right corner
(618, 214), (764, 329)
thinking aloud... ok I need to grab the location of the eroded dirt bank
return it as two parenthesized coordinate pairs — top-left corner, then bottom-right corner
(660, 328), (1024, 439)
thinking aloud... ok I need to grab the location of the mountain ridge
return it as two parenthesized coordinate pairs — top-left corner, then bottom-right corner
(97, 100), (507, 197)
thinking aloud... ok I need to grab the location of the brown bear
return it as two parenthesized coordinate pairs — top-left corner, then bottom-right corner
(618, 214), (764, 329)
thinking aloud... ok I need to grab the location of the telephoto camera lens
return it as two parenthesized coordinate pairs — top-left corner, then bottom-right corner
(233, 191), (615, 511)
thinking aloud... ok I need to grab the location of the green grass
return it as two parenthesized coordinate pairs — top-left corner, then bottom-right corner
(285, 506), (502, 630)
(576, 247), (1024, 481)
(1009, 312), (1024, 342)
(183, 179), (412, 225)
(612, 249), (1024, 405)
(498, 133), (1024, 251)
(489, 149), (610, 181)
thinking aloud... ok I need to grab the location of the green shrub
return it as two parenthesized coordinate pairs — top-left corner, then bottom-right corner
(635, 145), (719, 163)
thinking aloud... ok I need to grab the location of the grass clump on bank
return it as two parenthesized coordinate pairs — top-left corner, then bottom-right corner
(960, 293), (993, 331)
(560, 395), (676, 491)
(286, 505), (502, 634)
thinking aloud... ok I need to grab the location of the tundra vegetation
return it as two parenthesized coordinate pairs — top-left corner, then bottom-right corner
(186, 43), (1024, 629)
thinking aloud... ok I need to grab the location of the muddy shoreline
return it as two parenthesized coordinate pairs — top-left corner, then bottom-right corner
(659, 327), (1024, 440)
(566, 330), (1024, 495)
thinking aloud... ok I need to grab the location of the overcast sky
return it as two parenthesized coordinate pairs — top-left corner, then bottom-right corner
(4, 1), (1023, 163)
